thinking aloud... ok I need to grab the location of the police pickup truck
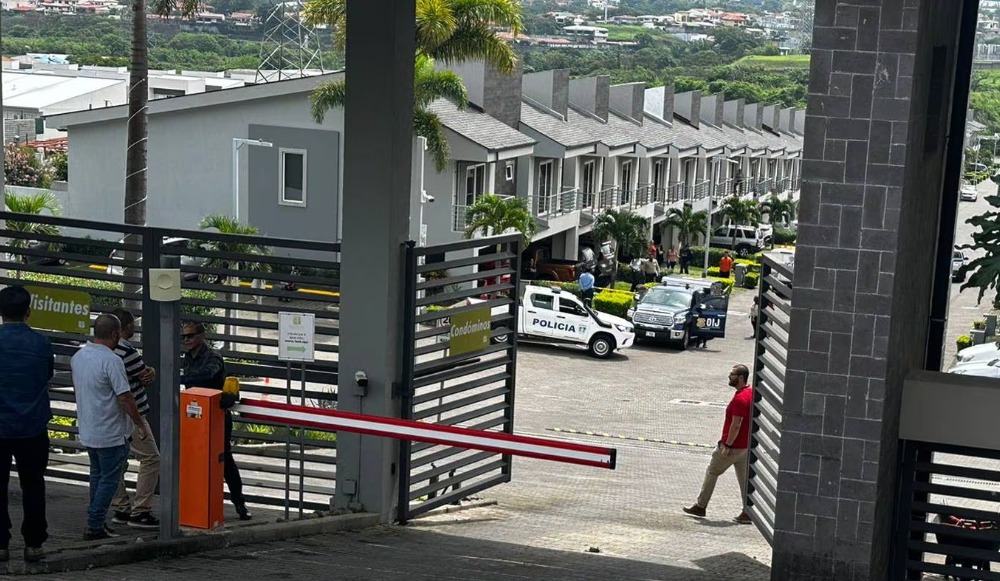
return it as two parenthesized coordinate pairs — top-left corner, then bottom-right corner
(466, 285), (635, 358)
(626, 276), (730, 349)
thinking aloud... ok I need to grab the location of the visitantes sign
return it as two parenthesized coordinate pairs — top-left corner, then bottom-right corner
(449, 307), (491, 356)
(24, 286), (91, 333)
(278, 311), (316, 362)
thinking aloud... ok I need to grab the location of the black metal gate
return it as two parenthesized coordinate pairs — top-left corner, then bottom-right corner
(746, 253), (794, 544)
(397, 234), (521, 523)
(0, 210), (340, 512)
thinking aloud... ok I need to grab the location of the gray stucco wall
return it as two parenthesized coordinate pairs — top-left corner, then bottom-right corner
(64, 92), (346, 241)
(246, 124), (340, 242)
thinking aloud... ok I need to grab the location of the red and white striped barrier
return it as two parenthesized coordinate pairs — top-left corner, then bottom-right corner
(235, 400), (617, 469)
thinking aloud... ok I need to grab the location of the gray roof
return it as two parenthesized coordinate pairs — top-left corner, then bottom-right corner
(779, 131), (803, 152)
(678, 119), (727, 151)
(520, 101), (600, 148)
(708, 123), (748, 151)
(428, 99), (535, 152)
(759, 128), (789, 153)
(739, 127), (772, 152)
(598, 111), (643, 148)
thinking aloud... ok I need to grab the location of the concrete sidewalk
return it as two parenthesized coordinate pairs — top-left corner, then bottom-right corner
(1, 480), (375, 575)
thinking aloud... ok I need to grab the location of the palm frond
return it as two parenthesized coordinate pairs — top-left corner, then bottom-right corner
(148, 0), (200, 18)
(413, 107), (450, 172)
(309, 80), (347, 123)
(414, 65), (468, 108)
(302, 0), (345, 27)
(593, 209), (649, 260)
(464, 194), (535, 244)
(450, 0), (523, 33)
(416, 0), (458, 51)
(430, 25), (518, 74)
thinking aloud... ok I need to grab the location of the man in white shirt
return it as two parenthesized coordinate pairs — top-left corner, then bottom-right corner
(71, 314), (146, 540)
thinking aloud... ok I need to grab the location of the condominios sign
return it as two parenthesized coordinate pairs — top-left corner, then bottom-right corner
(449, 307), (492, 356)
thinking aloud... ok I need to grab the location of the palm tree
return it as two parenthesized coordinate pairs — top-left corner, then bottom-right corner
(124, 0), (199, 230)
(762, 194), (796, 226)
(719, 196), (762, 249)
(306, 0), (522, 171)
(311, 55), (467, 171)
(463, 194), (536, 244)
(665, 203), (708, 246)
(593, 209), (649, 262)
(3, 192), (62, 271)
(304, 0), (522, 73)
(197, 215), (273, 278)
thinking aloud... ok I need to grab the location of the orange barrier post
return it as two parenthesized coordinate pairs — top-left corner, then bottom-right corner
(179, 388), (225, 529)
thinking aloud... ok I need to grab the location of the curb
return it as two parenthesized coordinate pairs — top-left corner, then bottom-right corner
(412, 499), (498, 519)
(5, 512), (379, 576)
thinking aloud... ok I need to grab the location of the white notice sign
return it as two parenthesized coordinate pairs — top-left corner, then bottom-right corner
(278, 312), (316, 362)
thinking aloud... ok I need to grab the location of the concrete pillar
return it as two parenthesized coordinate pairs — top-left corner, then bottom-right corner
(772, 0), (971, 579)
(563, 227), (579, 260)
(335, 0), (415, 520)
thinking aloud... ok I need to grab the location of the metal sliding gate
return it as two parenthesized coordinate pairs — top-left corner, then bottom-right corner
(746, 253), (794, 544)
(0, 210), (340, 512)
(397, 234), (521, 523)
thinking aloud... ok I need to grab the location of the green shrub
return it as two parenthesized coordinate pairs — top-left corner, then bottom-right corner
(49, 415), (75, 441)
(744, 272), (760, 289)
(957, 335), (973, 351)
(773, 229), (797, 245)
(593, 288), (633, 318)
(707, 267), (722, 278)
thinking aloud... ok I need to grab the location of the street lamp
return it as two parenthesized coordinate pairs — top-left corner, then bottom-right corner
(232, 138), (273, 220)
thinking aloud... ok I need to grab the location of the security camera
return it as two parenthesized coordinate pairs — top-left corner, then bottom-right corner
(422, 193), (436, 203)
(354, 371), (368, 387)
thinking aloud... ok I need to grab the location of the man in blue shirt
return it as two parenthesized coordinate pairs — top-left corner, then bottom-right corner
(0, 286), (53, 563)
(579, 265), (596, 308)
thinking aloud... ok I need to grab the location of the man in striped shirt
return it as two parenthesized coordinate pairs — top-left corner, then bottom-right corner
(109, 309), (160, 530)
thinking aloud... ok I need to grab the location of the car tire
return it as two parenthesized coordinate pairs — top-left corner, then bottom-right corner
(588, 334), (615, 359)
(673, 329), (688, 351)
(736, 245), (752, 258)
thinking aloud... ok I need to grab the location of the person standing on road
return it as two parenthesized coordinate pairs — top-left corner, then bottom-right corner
(666, 246), (679, 273)
(0, 286), (53, 563)
(749, 296), (760, 336)
(109, 309), (160, 530)
(72, 314), (147, 540)
(579, 266), (596, 308)
(180, 322), (251, 521)
(679, 245), (693, 275)
(719, 251), (734, 279)
(684, 364), (753, 524)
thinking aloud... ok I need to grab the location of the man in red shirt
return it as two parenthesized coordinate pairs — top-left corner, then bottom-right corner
(719, 251), (734, 279)
(683, 364), (754, 524)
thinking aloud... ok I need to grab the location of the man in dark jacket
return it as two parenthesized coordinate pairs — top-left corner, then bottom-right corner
(679, 245), (694, 275)
(0, 286), (53, 563)
(180, 322), (250, 520)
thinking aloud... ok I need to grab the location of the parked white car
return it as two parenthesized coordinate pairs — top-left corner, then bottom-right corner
(947, 358), (1000, 378)
(468, 285), (635, 358)
(954, 342), (1000, 365)
(709, 225), (768, 257)
(952, 249), (970, 282)
(960, 184), (978, 202)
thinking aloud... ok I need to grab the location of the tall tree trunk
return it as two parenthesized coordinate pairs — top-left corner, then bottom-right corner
(124, 0), (148, 307)
(125, 0), (148, 228)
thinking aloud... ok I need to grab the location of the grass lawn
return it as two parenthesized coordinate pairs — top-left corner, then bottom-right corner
(735, 54), (811, 69)
(601, 23), (670, 41)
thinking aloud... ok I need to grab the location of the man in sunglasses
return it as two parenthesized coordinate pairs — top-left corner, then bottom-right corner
(683, 363), (753, 525)
(180, 322), (250, 521)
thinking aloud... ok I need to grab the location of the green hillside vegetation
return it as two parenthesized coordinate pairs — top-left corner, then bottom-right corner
(735, 54), (811, 68)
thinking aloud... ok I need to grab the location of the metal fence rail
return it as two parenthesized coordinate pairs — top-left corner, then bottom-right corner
(398, 234), (520, 523)
(894, 440), (1000, 580)
(746, 254), (794, 545)
(0, 210), (339, 513)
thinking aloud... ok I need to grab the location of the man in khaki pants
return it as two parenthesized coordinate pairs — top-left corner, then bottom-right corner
(109, 309), (160, 529)
(683, 364), (753, 524)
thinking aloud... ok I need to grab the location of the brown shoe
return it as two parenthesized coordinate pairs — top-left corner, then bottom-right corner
(733, 512), (753, 525)
(683, 504), (706, 517)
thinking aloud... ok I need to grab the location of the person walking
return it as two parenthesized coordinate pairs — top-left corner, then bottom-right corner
(683, 364), (754, 524)
(109, 309), (160, 530)
(750, 296), (760, 336)
(0, 286), (53, 563)
(719, 251), (734, 279)
(679, 245), (693, 275)
(180, 322), (251, 521)
(579, 266), (596, 308)
(629, 257), (644, 292)
(72, 314), (147, 540)
(666, 246), (679, 273)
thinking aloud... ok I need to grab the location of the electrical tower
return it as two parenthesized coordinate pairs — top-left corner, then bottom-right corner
(255, 1), (323, 84)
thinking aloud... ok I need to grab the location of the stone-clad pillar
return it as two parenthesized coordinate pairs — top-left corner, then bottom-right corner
(771, 0), (971, 579)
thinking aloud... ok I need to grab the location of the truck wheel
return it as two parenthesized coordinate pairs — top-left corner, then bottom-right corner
(589, 334), (615, 358)
(673, 329), (688, 351)
(736, 245), (752, 258)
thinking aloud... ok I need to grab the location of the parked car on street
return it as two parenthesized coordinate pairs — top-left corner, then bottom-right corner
(626, 276), (730, 349)
(955, 341), (1000, 365)
(709, 225), (767, 257)
(107, 237), (211, 282)
(947, 358), (1000, 378)
(960, 184), (978, 202)
(467, 285), (634, 358)
(952, 248), (970, 282)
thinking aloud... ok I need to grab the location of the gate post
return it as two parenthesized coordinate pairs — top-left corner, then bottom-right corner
(334, 0), (416, 521)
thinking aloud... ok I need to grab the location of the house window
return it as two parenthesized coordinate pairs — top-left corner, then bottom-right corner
(279, 148), (307, 206)
(620, 160), (633, 205)
(653, 160), (666, 193)
(465, 163), (486, 206)
(582, 160), (596, 207)
(537, 160), (554, 214)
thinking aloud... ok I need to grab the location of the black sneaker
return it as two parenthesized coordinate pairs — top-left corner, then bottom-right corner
(83, 527), (119, 541)
(111, 510), (131, 524)
(128, 512), (159, 530)
(0, 548), (8, 562)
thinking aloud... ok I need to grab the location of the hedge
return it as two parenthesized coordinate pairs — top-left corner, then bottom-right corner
(773, 228), (797, 245)
(957, 335), (973, 351)
(744, 272), (759, 289)
(592, 288), (633, 318)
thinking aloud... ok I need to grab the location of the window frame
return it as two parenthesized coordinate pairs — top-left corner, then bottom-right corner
(530, 293), (555, 311)
(278, 147), (308, 207)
